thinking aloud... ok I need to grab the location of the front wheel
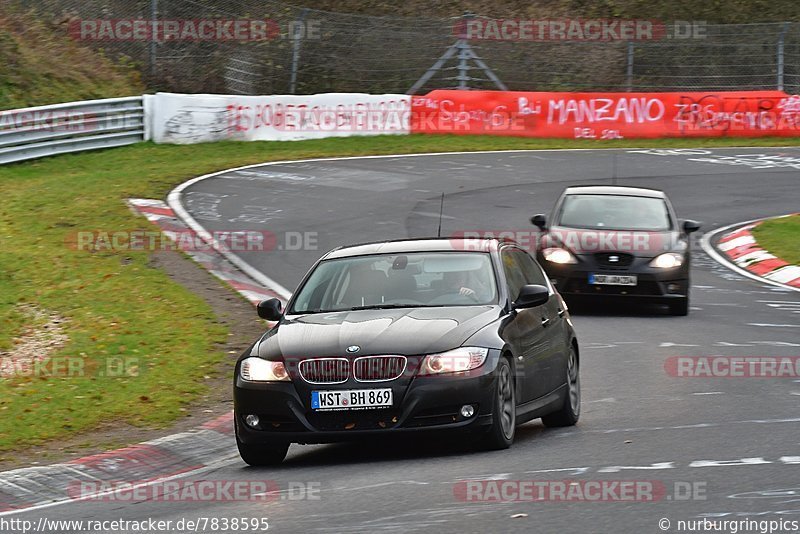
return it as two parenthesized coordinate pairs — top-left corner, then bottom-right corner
(542, 345), (580, 427)
(236, 438), (289, 466)
(479, 357), (516, 450)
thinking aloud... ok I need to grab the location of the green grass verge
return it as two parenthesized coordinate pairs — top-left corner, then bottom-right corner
(0, 10), (143, 109)
(752, 214), (800, 266)
(2, 133), (800, 452)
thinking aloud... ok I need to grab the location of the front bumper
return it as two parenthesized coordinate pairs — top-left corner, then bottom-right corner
(234, 351), (501, 445)
(541, 255), (690, 299)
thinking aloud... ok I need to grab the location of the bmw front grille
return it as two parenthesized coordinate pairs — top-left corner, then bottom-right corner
(298, 358), (350, 384)
(353, 356), (407, 382)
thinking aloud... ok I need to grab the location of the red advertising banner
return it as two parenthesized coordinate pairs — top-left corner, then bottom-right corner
(411, 90), (800, 138)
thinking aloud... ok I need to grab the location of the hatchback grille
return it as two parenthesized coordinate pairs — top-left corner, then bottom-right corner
(353, 356), (407, 382)
(298, 358), (349, 384)
(595, 252), (634, 267)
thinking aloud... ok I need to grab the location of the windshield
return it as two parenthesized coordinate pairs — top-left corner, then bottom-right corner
(289, 252), (498, 313)
(557, 194), (672, 231)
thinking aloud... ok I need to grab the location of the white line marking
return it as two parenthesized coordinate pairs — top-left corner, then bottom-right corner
(598, 462), (676, 473)
(453, 473), (512, 482)
(562, 417), (800, 436)
(523, 467), (591, 475)
(689, 458), (770, 468)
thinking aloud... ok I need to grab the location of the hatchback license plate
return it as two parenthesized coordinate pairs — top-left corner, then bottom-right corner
(589, 273), (638, 286)
(311, 388), (393, 410)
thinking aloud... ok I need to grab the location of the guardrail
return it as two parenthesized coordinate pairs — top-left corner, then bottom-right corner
(0, 97), (145, 165)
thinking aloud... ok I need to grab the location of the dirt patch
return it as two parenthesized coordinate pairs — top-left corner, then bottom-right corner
(0, 250), (268, 470)
(0, 305), (69, 378)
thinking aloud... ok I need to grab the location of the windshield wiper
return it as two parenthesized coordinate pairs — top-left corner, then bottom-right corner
(293, 303), (456, 314)
(347, 304), (417, 311)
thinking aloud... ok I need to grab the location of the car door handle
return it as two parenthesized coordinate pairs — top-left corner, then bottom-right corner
(557, 308), (565, 317)
(541, 317), (550, 327)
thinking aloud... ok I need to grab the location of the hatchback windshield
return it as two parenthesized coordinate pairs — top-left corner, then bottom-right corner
(557, 194), (672, 231)
(290, 252), (498, 313)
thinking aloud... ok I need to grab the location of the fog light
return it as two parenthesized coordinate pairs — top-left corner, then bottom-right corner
(460, 405), (475, 418)
(245, 414), (260, 428)
(667, 283), (680, 293)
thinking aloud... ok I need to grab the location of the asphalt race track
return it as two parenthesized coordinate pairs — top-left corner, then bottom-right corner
(15, 147), (800, 532)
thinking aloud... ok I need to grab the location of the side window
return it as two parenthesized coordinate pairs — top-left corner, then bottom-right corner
(502, 248), (549, 301)
(500, 249), (527, 302)
(514, 249), (548, 287)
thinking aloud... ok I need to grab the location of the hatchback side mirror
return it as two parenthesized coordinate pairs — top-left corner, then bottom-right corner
(513, 284), (550, 309)
(682, 220), (701, 234)
(531, 214), (547, 230)
(257, 298), (283, 321)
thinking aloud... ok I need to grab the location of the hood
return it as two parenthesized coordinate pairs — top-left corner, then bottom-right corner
(256, 306), (501, 359)
(546, 226), (681, 258)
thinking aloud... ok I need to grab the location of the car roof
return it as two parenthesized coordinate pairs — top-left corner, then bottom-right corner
(562, 185), (666, 198)
(323, 237), (508, 259)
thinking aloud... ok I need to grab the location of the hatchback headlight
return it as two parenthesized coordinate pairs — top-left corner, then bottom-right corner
(419, 347), (488, 375)
(543, 247), (577, 264)
(240, 357), (290, 382)
(650, 252), (684, 269)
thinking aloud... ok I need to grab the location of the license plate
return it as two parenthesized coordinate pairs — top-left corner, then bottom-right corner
(311, 388), (393, 411)
(589, 273), (638, 286)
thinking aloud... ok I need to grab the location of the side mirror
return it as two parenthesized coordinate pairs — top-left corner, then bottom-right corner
(257, 298), (283, 321)
(682, 219), (701, 234)
(513, 284), (550, 309)
(531, 214), (547, 231)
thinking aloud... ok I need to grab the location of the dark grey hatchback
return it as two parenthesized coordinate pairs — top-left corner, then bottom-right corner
(532, 186), (701, 316)
(234, 238), (580, 465)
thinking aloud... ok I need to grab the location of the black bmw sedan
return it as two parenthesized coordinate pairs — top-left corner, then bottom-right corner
(234, 238), (580, 465)
(531, 186), (700, 315)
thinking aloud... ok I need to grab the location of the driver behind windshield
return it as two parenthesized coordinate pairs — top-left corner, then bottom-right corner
(442, 270), (492, 301)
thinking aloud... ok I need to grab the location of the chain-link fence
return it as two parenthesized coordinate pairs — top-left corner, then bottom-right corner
(10, 0), (800, 95)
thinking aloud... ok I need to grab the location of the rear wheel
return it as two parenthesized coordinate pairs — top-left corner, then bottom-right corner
(480, 357), (515, 450)
(542, 345), (580, 427)
(236, 437), (289, 466)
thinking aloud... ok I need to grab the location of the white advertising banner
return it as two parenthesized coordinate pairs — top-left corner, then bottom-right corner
(149, 92), (410, 144)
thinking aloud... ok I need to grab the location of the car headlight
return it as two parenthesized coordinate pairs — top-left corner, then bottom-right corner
(419, 347), (488, 376)
(650, 252), (684, 269)
(240, 357), (290, 382)
(543, 247), (577, 264)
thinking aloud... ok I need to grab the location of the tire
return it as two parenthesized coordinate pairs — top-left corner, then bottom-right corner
(669, 297), (689, 316)
(542, 345), (580, 428)
(236, 438), (289, 466)
(479, 356), (516, 450)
